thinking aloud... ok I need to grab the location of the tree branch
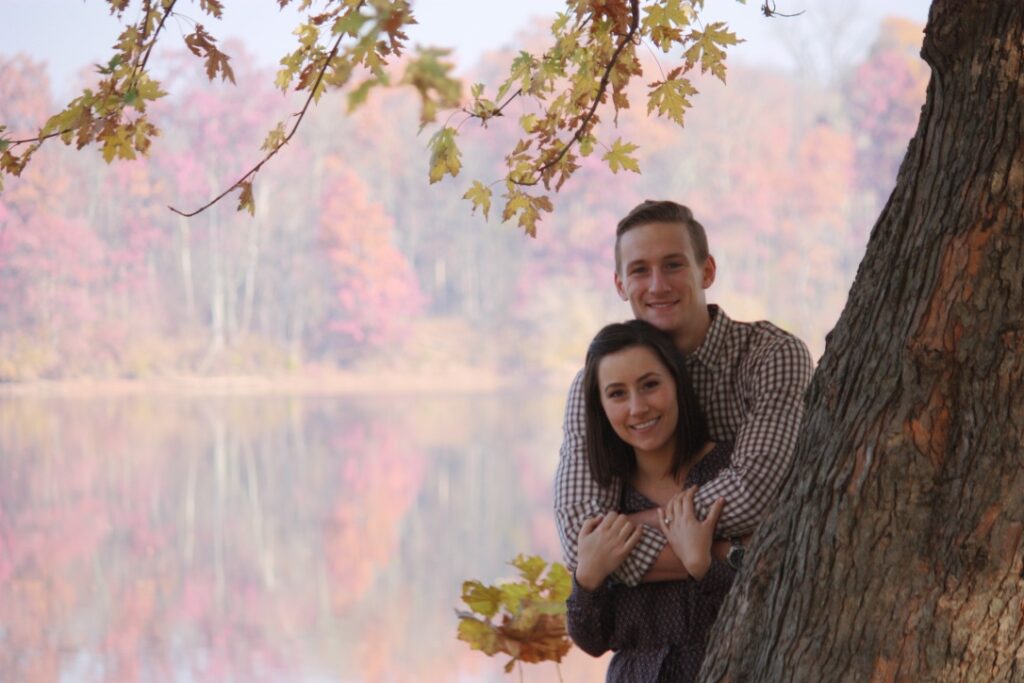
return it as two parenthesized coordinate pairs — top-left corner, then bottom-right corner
(513, 0), (640, 187)
(168, 31), (345, 217)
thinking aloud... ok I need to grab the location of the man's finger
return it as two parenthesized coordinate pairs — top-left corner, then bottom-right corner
(580, 515), (603, 536)
(623, 524), (643, 552)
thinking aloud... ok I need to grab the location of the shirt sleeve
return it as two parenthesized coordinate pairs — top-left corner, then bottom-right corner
(553, 370), (667, 587)
(565, 574), (615, 657)
(692, 334), (814, 537)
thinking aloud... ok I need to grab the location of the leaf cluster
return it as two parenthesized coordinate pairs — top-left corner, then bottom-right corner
(1, 1), (744, 233)
(455, 554), (573, 674)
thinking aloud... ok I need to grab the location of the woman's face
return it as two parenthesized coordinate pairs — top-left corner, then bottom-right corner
(597, 345), (679, 458)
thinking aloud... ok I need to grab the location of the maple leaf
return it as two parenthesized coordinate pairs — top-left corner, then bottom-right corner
(427, 127), (461, 183)
(463, 181), (493, 220)
(184, 24), (236, 84)
(261, 122), (287, 153)
(603, 138), (641, 174)
(647, 75), (698, 125)
(684, 22), (742, 82)
(236, 180), (255, 216)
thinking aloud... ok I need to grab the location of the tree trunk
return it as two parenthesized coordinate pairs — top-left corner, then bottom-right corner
(701, 2), (1024, 681)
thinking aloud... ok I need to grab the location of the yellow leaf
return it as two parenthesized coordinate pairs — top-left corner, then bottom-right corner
(685, 22), (742, 83)
(427, 127), (461, 184)
(647, 77), (698, 125)
(602, 138), (641, 174)
(461, 580), (502, 618)
(463, 181), (493, 220)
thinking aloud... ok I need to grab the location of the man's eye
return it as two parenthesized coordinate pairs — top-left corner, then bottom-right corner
(629, 266), (647, 275)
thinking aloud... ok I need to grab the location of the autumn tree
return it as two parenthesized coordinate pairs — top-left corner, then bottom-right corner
(700, 1), (1024, 680)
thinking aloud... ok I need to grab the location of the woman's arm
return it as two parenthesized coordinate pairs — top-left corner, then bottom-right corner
(565, 574), (615, 657)
(566, 512), (640, 656)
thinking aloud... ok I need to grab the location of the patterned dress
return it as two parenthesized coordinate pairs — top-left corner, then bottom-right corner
(566, 443), (735, 682)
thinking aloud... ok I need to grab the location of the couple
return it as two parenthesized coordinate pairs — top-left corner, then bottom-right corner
(555, 200), (814, 681)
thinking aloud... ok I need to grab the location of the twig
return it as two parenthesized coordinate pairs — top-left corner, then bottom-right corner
(127, 0), (179, 94)
(762, 1), (805, 18)
(168, 32), (345, 217)
(512, 0), (640, 186)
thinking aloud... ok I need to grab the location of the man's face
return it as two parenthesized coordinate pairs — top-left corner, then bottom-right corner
(614, 222), (716, 344)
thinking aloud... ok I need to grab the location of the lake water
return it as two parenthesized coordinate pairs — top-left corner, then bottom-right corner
(0, 392), (611, 682)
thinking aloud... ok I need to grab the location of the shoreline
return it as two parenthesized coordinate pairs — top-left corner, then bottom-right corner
(0, 370), (509, 398)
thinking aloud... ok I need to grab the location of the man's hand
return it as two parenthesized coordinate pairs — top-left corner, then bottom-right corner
(658, 486), (725, 580)
(575, 512), (643, 591)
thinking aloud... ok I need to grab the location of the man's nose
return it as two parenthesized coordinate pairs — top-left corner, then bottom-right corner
(649, 268), (669, 292)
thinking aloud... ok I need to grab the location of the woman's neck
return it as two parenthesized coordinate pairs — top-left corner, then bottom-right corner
(632, 438), (679, 486)
(632, 440), (717, 489)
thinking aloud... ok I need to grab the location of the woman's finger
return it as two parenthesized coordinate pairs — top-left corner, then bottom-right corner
(657, 507), (669, 535)
(705, 497), (726, 527)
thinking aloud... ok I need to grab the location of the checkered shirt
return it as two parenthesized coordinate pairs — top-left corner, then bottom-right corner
(554, 305), (814, 586)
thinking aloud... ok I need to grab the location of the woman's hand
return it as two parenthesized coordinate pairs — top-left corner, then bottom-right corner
(575, 512), (643, 591)
(658, 486), (725, 580)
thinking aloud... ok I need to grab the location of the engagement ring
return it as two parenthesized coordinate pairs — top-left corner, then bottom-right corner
(663, 517), (673, 525)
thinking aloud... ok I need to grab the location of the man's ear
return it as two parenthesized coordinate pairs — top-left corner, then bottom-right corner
(614, 270), (628, 301)
(701, 255), (717, 289)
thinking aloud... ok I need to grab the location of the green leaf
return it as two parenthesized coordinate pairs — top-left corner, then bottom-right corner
(500, 582), (532, 614)
(427, 126), (461, 184)
(602, 138), (641, 174)
(261, 122), (287, 153)
(461, 580), (502, 618)
(463, 181), (493, 220)
(542, 562), (572, 602)
(511, 554), (547, 584)
(456, 615), (500, 655)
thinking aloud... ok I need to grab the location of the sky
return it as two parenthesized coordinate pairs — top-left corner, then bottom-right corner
(3, 0), (933, 98)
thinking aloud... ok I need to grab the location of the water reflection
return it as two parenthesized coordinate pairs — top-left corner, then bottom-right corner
(0, 393), (608, 682)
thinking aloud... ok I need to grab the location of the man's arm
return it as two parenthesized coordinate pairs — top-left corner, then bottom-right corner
(692, 334), (814, 537)
(554, 370), (669, 587)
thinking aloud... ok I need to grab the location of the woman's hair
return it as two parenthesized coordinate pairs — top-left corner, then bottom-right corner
(583, 319), (710, 487)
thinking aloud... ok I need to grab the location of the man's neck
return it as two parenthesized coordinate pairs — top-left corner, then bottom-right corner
(673, 305), (713, 354)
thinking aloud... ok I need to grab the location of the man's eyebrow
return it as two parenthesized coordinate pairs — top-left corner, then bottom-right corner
(624, 253), (688, 269)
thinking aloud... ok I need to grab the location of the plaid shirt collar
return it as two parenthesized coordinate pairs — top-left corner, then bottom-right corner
(688, 304), (728, 370)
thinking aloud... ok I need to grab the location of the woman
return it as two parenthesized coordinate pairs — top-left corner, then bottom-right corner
(566, 319), (735, 682)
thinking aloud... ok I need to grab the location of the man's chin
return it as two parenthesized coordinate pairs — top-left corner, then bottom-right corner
(636, 313), (681, 335)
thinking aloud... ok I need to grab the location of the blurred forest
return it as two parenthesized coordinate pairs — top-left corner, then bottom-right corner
(0, 17), (927, 383)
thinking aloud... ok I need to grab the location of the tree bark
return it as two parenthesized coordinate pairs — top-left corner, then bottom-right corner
(701, 1), (1024, 681)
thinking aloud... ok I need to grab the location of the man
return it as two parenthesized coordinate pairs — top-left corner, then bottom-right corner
(555, 200), (814, 584)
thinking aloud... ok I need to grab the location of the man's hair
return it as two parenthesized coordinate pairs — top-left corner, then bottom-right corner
(614, 200), (709, 273)
(582, 319), (710, 488)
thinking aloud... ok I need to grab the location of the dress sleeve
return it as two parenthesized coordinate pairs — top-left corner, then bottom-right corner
(565, 574), (615, 657)
(692, 335), (813, 537)
(554, 370), (668, 586)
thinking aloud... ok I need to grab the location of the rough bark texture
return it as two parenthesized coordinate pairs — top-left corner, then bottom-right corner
(700, 1), (1024, 681)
